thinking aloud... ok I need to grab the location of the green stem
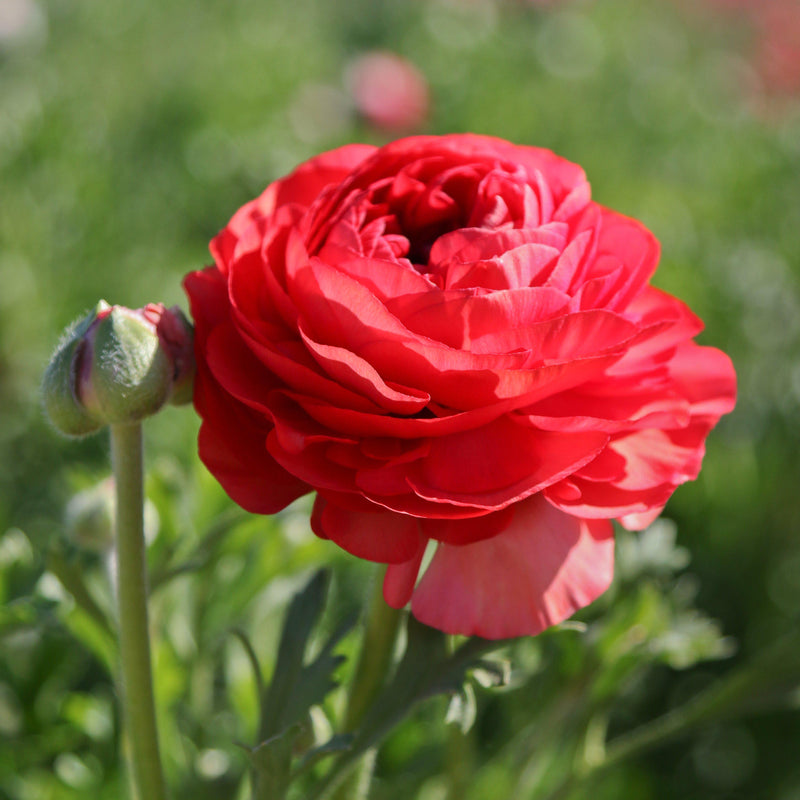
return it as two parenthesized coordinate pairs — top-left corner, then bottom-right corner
(445, 723), (474, 800)
(47, 547), (116, 644)
(542, 632), (800, 800)
(597, 659), (768, 771)
(111, 423), (168, 800)
(332, 569), (402, 800)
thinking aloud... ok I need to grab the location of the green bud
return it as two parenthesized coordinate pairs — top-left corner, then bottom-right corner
(81, 306), (173, 424)
(42, 301), (195, 437)
(42, 301), (110, 436)
(64, 478), (160, 552)
(64, 479), (115, 552)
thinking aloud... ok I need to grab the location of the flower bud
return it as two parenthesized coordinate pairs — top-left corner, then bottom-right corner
(42, 301), (195, 436)
(64, 478), (115, 552)
(63, 477), (160, 551)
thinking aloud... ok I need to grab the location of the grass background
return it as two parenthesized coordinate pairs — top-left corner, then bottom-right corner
(1, 0), (800, 798)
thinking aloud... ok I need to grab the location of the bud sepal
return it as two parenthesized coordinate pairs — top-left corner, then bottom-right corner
(42, 301), (195, 436)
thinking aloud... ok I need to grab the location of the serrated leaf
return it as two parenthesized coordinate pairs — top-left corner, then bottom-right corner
(294, 733), (354, 774)
(616, 520), (690, 581)
(652, 611), (736, 670)
(259, 570), (354, 741)
(446, 682), (477, 733)
(241, 570), (355, 799)
(248, 722), (304, 800)
(471, 658), (511, 688)
(308, 616), (510, 799)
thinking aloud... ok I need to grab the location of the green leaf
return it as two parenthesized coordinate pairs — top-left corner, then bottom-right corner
(248, 723), (304, 800)
(471, 658), (512, 689)
(259, 570), (354, 741)
(616, 519), (690, 581)
(294, 733), (355, 775)
(446, 682), (477, 734)
(309, 617), (510, 799)
(241, 569), (355, 799)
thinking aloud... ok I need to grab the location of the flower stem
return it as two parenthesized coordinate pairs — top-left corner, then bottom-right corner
(332, 568), (402, 800)
(597, 651), (780, 770)
(542, 631), (800, 800)
(445, 723), (474, 800)
(110, 423), (168, 800)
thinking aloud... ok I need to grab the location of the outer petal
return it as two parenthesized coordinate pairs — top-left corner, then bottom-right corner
(408, 495), (614, 638)
(183, 266), (229, 347)
(577, 209), (660, 312)
(194, 366), (309, 514)
(210, 144), (374, 266)
(311, 495), (425, 564)
(265, 144), (376, 211)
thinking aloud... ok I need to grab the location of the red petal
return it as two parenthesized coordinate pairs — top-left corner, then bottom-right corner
(183, 267), (229, 347)
(298, 322), (431, 414)
(311, 495), (425, 563)
(194, 365), (308, 514)
(407, 420), (608, 509)
(264, 144), (375, 211)
(588, 209), (661, 311)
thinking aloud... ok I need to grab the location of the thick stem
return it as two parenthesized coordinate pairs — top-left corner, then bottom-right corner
(110, 423), (168, 800)
(332, 569), (402, 800)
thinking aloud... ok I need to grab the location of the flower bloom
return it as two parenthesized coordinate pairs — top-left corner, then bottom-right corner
(184, 134), (735, 638)
(682, 0), (800, 101)
(753, 0), (800, 97)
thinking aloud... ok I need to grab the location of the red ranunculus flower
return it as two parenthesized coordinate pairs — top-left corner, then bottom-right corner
(184, 134), (736, 639)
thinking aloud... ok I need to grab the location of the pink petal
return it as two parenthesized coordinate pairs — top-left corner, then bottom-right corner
(383, 543), (427, 608)
(445, 242), (561, 291)
(419, 505), (515, 545)
(468, 309), (637, 360)
(389, 286), (571, 350)
(589, 209), (661, 311)
(410, 495), (614, 638)
(316, 246), (435, 300)
(428, 224), (568, 270)
(667, 342), (737, 418)
(544, 478), (674, 520)
(605, 427), (708, 491)
(619, 506), (665, 531)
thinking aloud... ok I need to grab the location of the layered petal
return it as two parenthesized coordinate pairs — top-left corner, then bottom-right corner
(400, 495), (614, 638)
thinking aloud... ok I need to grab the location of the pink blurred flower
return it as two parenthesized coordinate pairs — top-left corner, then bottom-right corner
(685, 0), (800, 100)
(346, 51), (430, 133)
(754, 0), (800, 96)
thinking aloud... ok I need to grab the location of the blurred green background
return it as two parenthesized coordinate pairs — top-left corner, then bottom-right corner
(2, 0), (800, 798)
